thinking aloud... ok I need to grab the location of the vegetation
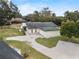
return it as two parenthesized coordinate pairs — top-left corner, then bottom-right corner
(64, 10), (79, 22)
(36, 38), (59, 48)
(0, 0), (21, 26)
(60, 20), (76, 38)
(52, 16), (64, 26)
(24, 7), (53, 22)
(24, 9), (79, 26)
(60, 20), (79, 38)
(0, 0), (79, 26)
(60, 10), (79, 39)
(24, 7), (63, 26)
(0, 27), (23, 39)
(36, 36), (79, 48)
(6, 40), (50, 59)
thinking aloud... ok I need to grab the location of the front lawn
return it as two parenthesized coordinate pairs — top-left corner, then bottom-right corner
(36, 36), (79, 48)
(6, 40), (50, 59)
(0, 27), (23, 39)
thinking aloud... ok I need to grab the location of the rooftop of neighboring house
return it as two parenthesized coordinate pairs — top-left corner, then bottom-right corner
(0, 41), (24, 59)
(11, 18), (26, 23)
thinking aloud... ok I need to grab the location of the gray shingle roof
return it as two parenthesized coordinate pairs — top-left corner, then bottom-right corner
(26, 22), (58, 31)
(0, 41), (24, 59)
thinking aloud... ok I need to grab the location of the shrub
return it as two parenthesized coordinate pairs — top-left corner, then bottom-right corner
(75, 20), (79, 37)
(22, 52), (29, 59)
(60, 20), (76, 38)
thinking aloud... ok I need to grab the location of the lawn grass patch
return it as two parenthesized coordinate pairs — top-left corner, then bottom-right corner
(0, 28), (23, 39)
(6, 40), (50, 59)
(36, 37), (59, 48)
(36, 36), (79, 48)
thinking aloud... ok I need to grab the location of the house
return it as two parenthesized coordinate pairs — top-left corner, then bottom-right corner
(26, 22), (58, 34)
(11, 18), (26, 24)
(0, 41), (24, 59)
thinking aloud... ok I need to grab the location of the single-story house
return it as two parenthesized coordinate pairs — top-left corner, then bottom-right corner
(0, 41), (24, 59)
(26, 22), (59, 34)
(11, 18), (26, 24)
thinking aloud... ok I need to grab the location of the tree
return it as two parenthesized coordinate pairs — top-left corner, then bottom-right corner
(0, 0), (21, 26)
(64, 10), (79, 22)
(32, 11), (40, 21)
(10, 1), (22, 18)
(52, 16), (64, 26)
(41, 7), (51, 17)
(40, 7), (52, 22)
(24, 7), (53, 22)
(0, 0), (10, 26)
(60, 20), (76, 38)
(75, 20), (79, 37)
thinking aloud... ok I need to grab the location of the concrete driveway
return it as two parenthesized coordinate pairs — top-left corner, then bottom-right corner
(39, 30), (60, 38)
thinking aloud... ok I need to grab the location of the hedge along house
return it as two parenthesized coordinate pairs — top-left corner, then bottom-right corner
(26, 22), (58, 34)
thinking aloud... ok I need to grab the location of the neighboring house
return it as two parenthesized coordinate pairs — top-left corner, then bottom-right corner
(0, 41), (24, 59)
(11, 18), (26, 24)
(26, 22), (58, 34)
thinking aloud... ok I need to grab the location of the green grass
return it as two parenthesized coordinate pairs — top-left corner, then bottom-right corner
(36, 36), (79, 48)
(36, 37), (59, 48)
(6, 40), (50, 59)
(0, 28), (23, 39)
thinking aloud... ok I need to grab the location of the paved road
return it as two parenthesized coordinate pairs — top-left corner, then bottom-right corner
(6, 31), (79, 59)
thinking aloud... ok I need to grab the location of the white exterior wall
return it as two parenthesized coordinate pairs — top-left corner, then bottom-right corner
(26, 28), (40, 34)
(26, 28), (60, 38)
